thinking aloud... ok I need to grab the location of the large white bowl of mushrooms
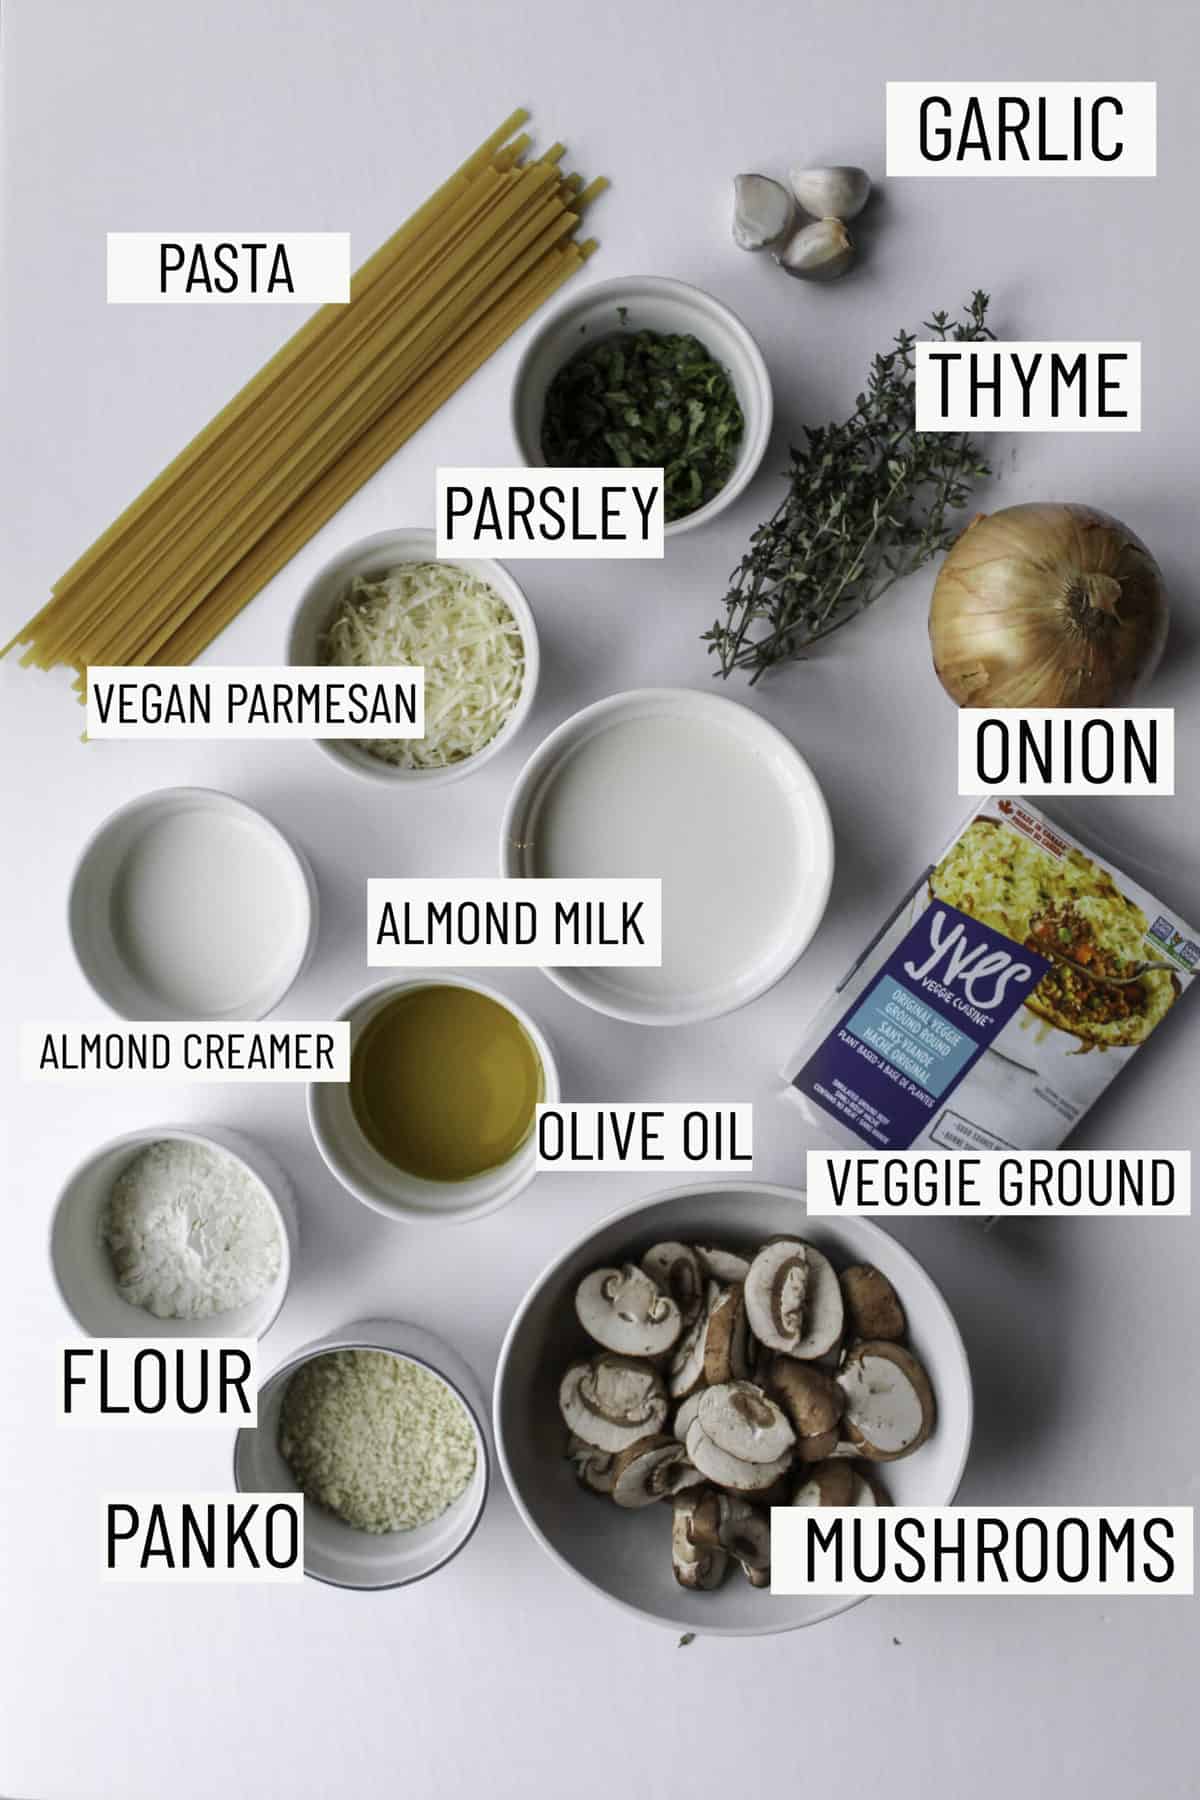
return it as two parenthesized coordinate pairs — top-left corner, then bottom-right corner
(493, 1182), (972, 1635)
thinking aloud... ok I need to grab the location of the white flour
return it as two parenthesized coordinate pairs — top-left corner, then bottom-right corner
(101, 1139), (282, 1319)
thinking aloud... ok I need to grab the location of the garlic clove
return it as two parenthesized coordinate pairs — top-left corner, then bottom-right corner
(775, 217), (855, 281)
(788, 165), (872, 223)
(732, 173), (796, 251)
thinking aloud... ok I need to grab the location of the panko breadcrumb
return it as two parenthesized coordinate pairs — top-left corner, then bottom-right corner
(279, 1348), (476, 1533)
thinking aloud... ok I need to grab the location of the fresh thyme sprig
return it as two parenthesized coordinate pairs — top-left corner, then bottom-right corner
(704, 291), (994, 682)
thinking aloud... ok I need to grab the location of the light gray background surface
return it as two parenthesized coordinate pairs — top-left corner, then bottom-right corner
(2, 3), (1197, 1795)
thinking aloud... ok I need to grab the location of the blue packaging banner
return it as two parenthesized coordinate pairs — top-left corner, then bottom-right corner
(792, 899), (1051, 1149)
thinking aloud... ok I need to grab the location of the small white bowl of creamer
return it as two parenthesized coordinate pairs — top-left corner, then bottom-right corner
(68, 787), (317, 1020)
(501, 688), (834, 1025)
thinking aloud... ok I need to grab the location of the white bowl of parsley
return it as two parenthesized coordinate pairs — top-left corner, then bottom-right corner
(511, 276), (773, 536)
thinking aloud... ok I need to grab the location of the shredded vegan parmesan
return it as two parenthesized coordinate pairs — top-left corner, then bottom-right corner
(321, 561), (525, 768)
(278, 1349), (477, 1533)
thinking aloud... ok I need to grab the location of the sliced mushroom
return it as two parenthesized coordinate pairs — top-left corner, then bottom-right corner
(792, 1460), (857, 1507)
(667, 1278), (720, 1399)
(854, 1466), (892, 1506)
(714, 1494), (772, 1587)
(767, 1359), (844, 1462)
(686, 1417), (793, 1493)
(755, 1471), (796, 1509)
(837, 1341), (935, 1462)
(641, 1242), (706, 1328)
(673, 1387), (707, 1443)
(575, 1264), (682, 1358)
(610, 1433), (705, 1507)
(703, 1282), (752, 1385)
(693, 1244), (751, 1284)
(559, 1354), (668, 1453)
(743, 1239), (807, 1352)
(565, 1434), (617, 1496)
(672, 1490), (729, 1590)
(744, 1239), (845, 1360)
(840, 1265), (906, 1342)
(698, 1381), (795, 1464)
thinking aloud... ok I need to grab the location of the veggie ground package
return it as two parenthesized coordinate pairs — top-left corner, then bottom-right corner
(1, 5), (1196, 1800)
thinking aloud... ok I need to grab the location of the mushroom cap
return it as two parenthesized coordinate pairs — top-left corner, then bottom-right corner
(854, 1465), (892, 1506)
(792, 1460), (856, 1507)
(838, 1340), (935, 1462)
(680, 1487), (724, 1551)
(794, 1427), (841, 1464)
(610, 1433), (705, 1507)
(767, 1358), (843, 1440)
(565, 1433), (616, 1496)
(744, 1239), (844, 1360)
(641, 1242), (706, 1328)
(575, 1264), (683, 1358)
(839, 1264), (907, 1342)
(672, 1490), (729, 1589)
(667, 1278), (721, 1399)
(698, 1381), (795, 1464)
(685, 1416), (794, 1493)
(693, 1244), (751, 1284)
(559, 1354), (669, 1453)
(672, 1387), (706, 1444)
(703, 1282), (752, 1386)
(715, 1494), (772, 1583)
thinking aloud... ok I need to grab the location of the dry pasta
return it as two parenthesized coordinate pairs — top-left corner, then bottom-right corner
(5, 111), (604, 690)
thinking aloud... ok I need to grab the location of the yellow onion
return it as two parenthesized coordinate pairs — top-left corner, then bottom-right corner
(929, 503), (1168, 708)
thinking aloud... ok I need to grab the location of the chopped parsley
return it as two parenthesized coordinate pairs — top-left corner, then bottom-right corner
(540, 315), (744, 522)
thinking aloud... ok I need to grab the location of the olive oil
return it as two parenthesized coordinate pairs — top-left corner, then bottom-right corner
(350, 985), (543, 1182)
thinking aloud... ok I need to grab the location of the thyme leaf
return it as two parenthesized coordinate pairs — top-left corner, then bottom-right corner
(703, 290), (994, 682)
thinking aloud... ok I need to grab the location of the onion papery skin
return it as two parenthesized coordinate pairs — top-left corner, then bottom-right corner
(929, 502), (1169, 708)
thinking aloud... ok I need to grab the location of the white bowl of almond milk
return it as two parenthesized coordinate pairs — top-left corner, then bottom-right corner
(500, 688), (834, 1025)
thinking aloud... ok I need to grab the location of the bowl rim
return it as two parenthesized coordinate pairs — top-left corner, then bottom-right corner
(285, 526), (540, 787)
(492, 1178), (975, 1636)
(499, 686), (835, 1026)
(47, 1122), (295, 1342)
(66, 784), (318, 1021)
(233, 1331), (491, 1592)
(306, 973), (560, 1225)
(509, 274), (774, 538)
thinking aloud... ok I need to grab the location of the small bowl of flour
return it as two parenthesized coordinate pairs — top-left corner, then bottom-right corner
(50, 1126), (295, 1339)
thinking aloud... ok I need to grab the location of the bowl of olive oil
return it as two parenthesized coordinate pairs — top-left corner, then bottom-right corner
(308, 977), (558, 1224)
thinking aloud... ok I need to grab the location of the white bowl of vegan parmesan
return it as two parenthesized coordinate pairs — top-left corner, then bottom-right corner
(288, 528), (539, 786)
(49, 1125), (296, 1340)
(234, 1319), (491, 1590)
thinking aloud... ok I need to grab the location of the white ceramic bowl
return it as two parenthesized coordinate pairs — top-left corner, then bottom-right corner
(494, 1181), (973, 1636)
(510, 276), (773, 537)
(234, 1317), (491, 1590)
(501, 687), (834, 1025)
(287, 527), (539, 786)
(307, 976), (559, 1225)
(68, 787), (317, 1021)
(49, 1125), (296, 1340)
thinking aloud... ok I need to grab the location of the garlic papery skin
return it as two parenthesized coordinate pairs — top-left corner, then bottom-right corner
(775, 217), (854, 281)
(732, 173), (795, 251)
(788, 165), (871, 222)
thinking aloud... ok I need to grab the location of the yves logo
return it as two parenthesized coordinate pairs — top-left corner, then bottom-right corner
(903, 907), (1037, 1010)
